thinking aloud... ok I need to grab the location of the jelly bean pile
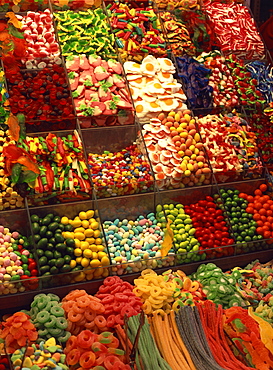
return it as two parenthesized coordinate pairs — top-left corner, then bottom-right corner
(88, 143), (154, 198)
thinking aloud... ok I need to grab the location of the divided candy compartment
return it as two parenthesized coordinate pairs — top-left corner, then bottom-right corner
(217, 178), (273, 256)
(81, 124), (155, 198)
(28, 198), (111, 289)
(194, 106), (265, 184)
(0, 207), (40, 295)
(104, 0), (170, 63)
(203, 2), (265, 60)
(23, 129), (93, 207)
(156, 184), (236, 265)
(66, 54), (136, 128)
(97, 190), (176, 275)
(3, 60), (75, 131)
(140, 109), (213, 192)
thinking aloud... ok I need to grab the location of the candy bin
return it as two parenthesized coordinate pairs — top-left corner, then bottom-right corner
(156, 184), (235, 266)
(29, 198), (111, 289)
(139, 110), (212, 190)
(203, 1), (265, 59)
(82, 124), (155, 198)
(0, 208), (39, 297)
(123, 54), (188, 123)
(105, 0), (170, 62)
(66, 54), (135, 127)
(54, 8), (116, 59)
(12, 129), (92, 206)
(216, 179), (273, 256)
(194, 107), (264, 183)
(97, 191), (176, 275)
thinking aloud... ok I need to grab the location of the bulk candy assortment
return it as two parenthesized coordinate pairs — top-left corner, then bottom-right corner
(2, 3), (273, 366)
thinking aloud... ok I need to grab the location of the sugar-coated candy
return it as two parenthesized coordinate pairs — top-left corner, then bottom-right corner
(197, 51), (239, 107)
(225, 54), (266, 107)
(0, 312), (38, 353)
(18, 10), (60, 65)
(103, 215), (175, 275)
(95, 276), (142, 327)
(65, 330), (131, 369)
(29, 293), (70, 343)
(11, 337), (68, 370)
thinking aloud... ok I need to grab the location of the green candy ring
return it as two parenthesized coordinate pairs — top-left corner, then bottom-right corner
(36, 311), (50, 324)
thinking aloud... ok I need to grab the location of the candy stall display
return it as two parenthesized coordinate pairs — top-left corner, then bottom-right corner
(0, 0), (273, 319)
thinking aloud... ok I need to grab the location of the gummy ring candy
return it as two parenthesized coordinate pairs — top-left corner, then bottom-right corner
(113, 302), (123, 312)
(106, 315), (116, 327)
(94, 315), (107, 329)
(37, 296), (49, 310)
(107, 336), (119, 349)
(30, 307), (39, 317)
(85, 321), (95, 329)
(48, 327), (63, 336)
(78, 330), (95, 349)
(115, 314), (124, 326)
(44, 315), (57, 328)
(101, 296), (114, 305)
(36, 311), (50, 323)
(66, 348), (81, 366)
(90, 301), (104, 312)
(84, 310), (96, 322)
(65, 335), (78, 351)
(77, 296), (90, 308)
(38, 328), (48, 336)
(68, 311), (82, 323)
(150, 286), (162, 297)
(120, 306), (137, 317)
(72, 305), (85, 314)
(45, 301), (59, 311)
(79, 351), (96, 368)
(104, 355), (120, 369)
(51, 306), (65, 317)
(92, 342), (108, 353)
(56, 317), (68, 329)
(115, 294), (128, 302)
(58, 330), (71, 343)
(64, 290), (86, 301)
(96, 353), (107, 366)
(48, 293), (60, 302)
(62, 301), (75, 311)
